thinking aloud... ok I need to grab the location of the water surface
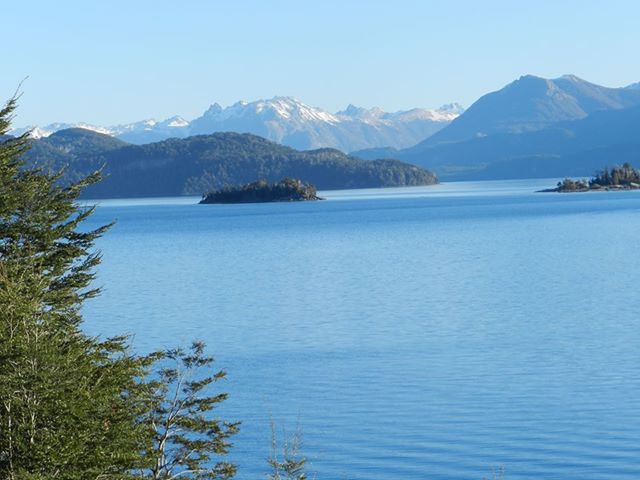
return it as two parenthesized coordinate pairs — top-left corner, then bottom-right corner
(84, 179), (640, 479)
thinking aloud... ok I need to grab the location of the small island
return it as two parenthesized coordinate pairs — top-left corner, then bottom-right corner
(540, 163), (640, 192)
(200, 177), (322, 204)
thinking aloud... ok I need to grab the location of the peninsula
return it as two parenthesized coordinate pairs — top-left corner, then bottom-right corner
(200, 178), (322, 204)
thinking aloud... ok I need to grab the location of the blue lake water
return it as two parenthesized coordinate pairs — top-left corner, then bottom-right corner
(83, 179), (640, 479)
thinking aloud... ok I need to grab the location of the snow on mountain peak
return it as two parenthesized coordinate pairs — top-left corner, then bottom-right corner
(10, 123), (111, 139)
(161, 116), (189, 128)
(338, 103), (463, 124)
(337, 105), (385, 121)
(13, 95), (459, 151)
(251, 96), (336, 123)
(28, 127), (52, 139)
(438, 103), (465, 115)
(73, 123), (112, 135)
(205, 96), (340, 124)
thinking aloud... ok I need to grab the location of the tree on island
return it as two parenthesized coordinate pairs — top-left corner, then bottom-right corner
(200, 177), (321, 204)
(555, 177), (589, 191)
(589, 162), (640, 188)
(551, 162), (640, 192)
(0, 95), (237, 479)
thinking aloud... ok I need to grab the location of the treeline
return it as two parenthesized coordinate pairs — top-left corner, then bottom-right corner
(21, 129), (438, 199)
(0, 100), (308, 479)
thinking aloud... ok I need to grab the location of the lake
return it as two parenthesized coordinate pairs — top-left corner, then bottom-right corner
(83, 179), (640, 479)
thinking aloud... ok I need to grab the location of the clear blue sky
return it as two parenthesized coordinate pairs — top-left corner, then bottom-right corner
(4, 0), (640, 126)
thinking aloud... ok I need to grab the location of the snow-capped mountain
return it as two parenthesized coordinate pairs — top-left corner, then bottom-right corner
(11, 122), (112, 139)
(11, 117), (191, 145)
(11, 97), (463, 152)
(337, 103), (463, 123)
(189, 97), (463, 152)
(196, 97), (341, 124)
(112, 116), (190, 144)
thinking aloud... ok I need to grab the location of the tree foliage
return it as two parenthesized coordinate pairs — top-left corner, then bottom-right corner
(139, 342), (239, 480)
(0, 95), (153, 480)
(0, 96), (238, 480)
(555, 177), (589, 191)
(590, 162), (640, 187)
(267, 424), (307, 480)
(554, 162), (640, 192)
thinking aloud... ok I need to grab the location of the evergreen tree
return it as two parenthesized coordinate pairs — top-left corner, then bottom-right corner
(139, 341), (239, 480)
(267, 424), (307, 480)
(611, 168), (621, 185)
(0, 95), (239, 479)
(0, 95), (151, 479)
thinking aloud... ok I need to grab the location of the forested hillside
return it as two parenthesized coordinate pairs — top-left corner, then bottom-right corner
(20, 129), (438, 198)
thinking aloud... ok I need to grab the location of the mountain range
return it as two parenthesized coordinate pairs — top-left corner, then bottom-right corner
(13, 74), (640, 186)
(354, 75), (640, 180)
(20, 129), (437, 198)
(11, 97), (463, 153)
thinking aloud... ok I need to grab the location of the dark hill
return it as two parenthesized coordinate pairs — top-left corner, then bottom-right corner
(20, 129), (437, 198)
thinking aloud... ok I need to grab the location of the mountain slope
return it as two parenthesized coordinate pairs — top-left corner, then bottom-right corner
(412, 74), (640, 150)
(388, 104), (640, 180)
(349, 75), (640, 181)
(21, 129), (438, 198)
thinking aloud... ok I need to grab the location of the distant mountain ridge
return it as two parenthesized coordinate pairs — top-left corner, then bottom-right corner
(12, 97), (462, 152)
(18, 74), (640, 183)
(353, 74), (640, 181)
(20, 128), (438, 199)
(413, 74), (640, 149)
